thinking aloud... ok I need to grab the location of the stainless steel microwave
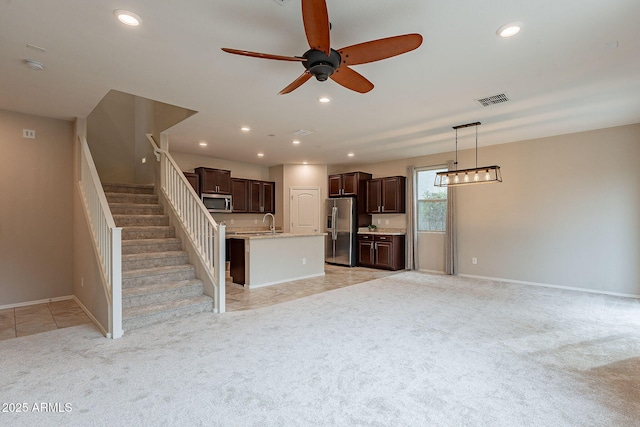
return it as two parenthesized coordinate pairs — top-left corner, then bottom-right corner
(201, 193), (232, 213)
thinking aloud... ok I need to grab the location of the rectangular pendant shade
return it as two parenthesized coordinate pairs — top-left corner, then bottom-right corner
(434, 165), (502, 187)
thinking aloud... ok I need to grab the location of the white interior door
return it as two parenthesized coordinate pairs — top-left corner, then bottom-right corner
(290, 187), (320, 234)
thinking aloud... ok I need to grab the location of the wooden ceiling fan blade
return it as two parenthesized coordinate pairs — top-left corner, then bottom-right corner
(279, 72), (312, 95)
(301, 0), (330, 55)
(221, 48), (306, 62)
(338, 34), (423, 66)
(330, 66), (374, 93)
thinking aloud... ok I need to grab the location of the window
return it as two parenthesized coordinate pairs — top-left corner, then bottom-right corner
(416, 168), (447, 232)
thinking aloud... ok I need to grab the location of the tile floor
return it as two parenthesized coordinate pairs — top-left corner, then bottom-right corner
(0, 264), (400, 341)
(226, 264), (400, 311)
(0, 299), (93, 341)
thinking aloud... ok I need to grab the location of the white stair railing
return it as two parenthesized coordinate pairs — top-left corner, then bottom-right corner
(146, 134), (225, 313)
(77, 135), (123, 339)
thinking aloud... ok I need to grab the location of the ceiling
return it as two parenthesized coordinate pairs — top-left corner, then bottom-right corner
(2, 0), (639, 167)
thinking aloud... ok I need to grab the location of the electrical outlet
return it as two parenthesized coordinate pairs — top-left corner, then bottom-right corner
(254, 219), (258, 224)
(385, 219), (389, 225)
(230, 219), (234, 225)
(302, 257), (306, 265)
(377, 219), (381, 225)
(141, 157), (146, 164)
(472, 257), (478, 265)
(23, 129), (35, 139)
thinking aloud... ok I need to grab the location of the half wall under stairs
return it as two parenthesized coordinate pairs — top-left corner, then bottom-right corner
(103, 183), (213, 331)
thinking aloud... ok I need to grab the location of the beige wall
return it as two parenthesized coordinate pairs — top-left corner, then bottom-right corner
(347, 123), (640, 295)
(171, 151), (270, 181)
(280, 164), (328, 233)
(0, 109), (74, 305)
(87, 90), (138, 184)
(87, 90), (196, 185)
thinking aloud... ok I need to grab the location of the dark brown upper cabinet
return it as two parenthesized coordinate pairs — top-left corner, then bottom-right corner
(195, 167), (232, 194)
(183, 172), (200, 195)
(230, 178), (248, 213)
(328, 172), (371, 197)
(249, 180), (275, 214)
(366, 176), (406, 214)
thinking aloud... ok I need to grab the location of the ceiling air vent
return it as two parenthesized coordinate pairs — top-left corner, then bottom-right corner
(293, 129), (314, 136)
(475, 93), (509, 107)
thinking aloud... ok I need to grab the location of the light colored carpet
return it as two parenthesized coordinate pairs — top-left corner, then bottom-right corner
(1, 272), (639, 426)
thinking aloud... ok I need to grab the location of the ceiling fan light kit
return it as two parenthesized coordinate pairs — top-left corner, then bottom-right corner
(434, 122), (503, 187)
(222, 0), (422, 94)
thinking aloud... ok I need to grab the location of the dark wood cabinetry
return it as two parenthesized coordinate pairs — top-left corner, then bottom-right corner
(195, 167), (232, 194)
(328, 171), (372, 227)
(228, 238), (245, 285)
(357, 234), (405, 270)
(328, 172), (371, 197)
(249, 180), (275, 214)
(231, 178), (248, 213)
(366, 176), (406, 214)
(183, 172), (200, 195)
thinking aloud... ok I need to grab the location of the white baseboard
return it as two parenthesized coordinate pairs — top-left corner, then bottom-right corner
(418, 269), (446, 275)
(72, 296), (108, 337)
(458, 273), (640, 299)
(248, 272), (326, 289)
(0, 295), (73, 310)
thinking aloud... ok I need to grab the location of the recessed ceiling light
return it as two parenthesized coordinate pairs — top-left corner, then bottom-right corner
(23, 59), (45, 71)
(292, 139), (301, 145)
(347, 153), (354, 157)
(199, 141), (208, 147)
(497, 22), (522, 38)
(241, 126), (251, 132)
(302, 162), (308, 165)
(318, 96), (331, 103)
(257, 152), (264, 157)
(114, 10), (142, 26)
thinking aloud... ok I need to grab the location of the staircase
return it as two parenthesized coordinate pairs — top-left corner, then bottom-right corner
(103, 183), (213, 331)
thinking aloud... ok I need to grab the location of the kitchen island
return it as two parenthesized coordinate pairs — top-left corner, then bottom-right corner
(227, 232), (325, 288)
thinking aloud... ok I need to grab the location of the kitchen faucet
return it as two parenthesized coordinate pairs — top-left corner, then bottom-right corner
(262, 213), (276, 233)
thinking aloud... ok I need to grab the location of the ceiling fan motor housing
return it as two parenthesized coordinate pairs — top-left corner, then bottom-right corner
(303, 49), (341, 81)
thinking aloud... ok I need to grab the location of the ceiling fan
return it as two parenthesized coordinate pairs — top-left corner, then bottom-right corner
(221, 0), (423, 94)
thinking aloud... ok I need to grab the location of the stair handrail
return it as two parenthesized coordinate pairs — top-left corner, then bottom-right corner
(146, 134), (225, 313)
(77, 135), (123, 338)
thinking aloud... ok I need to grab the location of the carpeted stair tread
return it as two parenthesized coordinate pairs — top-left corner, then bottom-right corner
(122, 250), (188, 262)
(122, 279), (203, 298)
(123, 264), (194, 279)
(109, 203), (164, 215)
(122, 251), (189, 271)
(105, 192), (159, 205)
(121, 238), (183, 255)
(122, 280), (205, 309)
(113, 214), (170, 227)
(121, 225), (175, 240)
(103, 183), (155, 194)
(122, 295), (213, 331)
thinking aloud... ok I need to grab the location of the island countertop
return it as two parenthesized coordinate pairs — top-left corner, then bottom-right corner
(226, 231), (327, 240)
(227, 232), (325, 288)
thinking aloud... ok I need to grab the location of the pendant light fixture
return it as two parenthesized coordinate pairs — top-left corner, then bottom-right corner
(434, 122), (502, 187)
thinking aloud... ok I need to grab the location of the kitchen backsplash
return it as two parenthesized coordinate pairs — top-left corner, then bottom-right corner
(370, 213), (407, 230)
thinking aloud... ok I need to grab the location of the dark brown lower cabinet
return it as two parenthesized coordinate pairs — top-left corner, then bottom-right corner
(228, 239), (245, 285)
(357, 234), (405, 270)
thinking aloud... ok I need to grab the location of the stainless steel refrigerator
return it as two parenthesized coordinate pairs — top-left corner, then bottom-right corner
(325, 197), (357, 266)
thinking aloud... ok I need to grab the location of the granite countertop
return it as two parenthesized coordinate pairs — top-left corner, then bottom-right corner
(357, 228), (406, 235)
(226, 229), (326, 240)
